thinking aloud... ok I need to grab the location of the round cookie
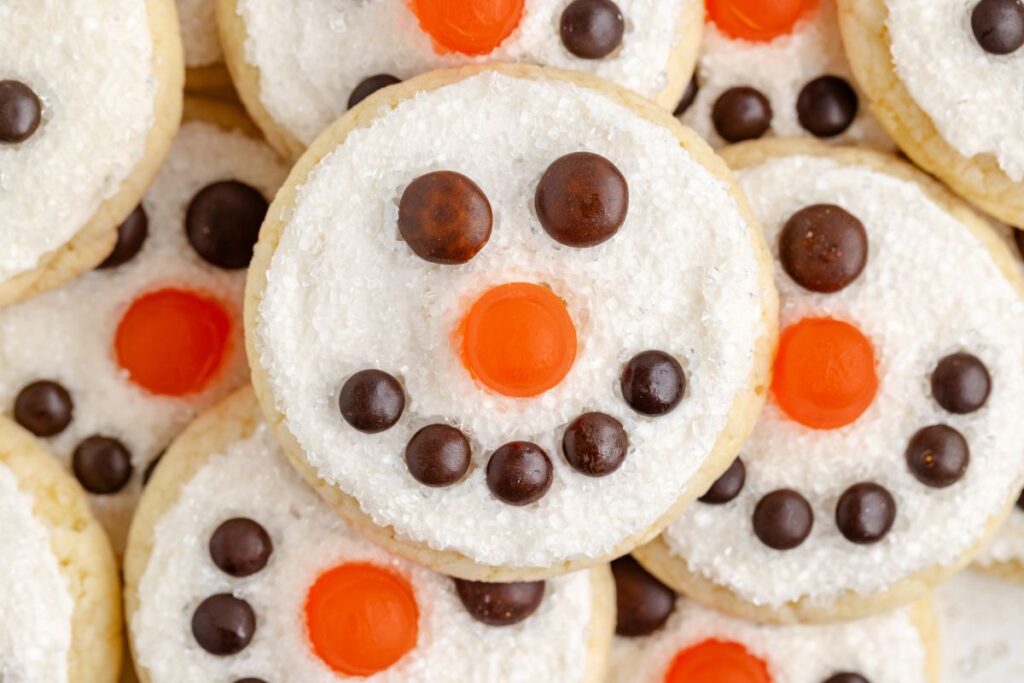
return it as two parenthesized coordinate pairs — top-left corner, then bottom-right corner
(608, 556), (938, 683)
(0, 99), (289, 553)
(0, 0), (183, 307)
(838, 0), (1024, 227)
(125, 386), (614, 682)
(637, 139), (1024, 622)
(0, 415), (121, 682)
(178, 0), (233, 92)
(678, 0), (892, 149)
(216, 0), (704, 158)
(245, 64), (777, 581)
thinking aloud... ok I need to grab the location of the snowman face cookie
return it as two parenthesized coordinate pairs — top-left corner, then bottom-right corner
(639, 140), (1024, 622)
(838, 0), (1024, 226)
(608, 557), (936, 683)
(0, 417), (121, 683)
(245, 65), (776, 580)
(216, 0), (703, 157)
(677, 0), (891, 149)
(0, 101), (289, 552)
(125, 388), (614, 683)
(0, 0), (183, 306)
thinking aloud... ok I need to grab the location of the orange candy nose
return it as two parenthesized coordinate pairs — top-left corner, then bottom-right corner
(410, 0), (524, 55)
(772, 317), (878, 430)
(114, 288), (231, 397)
(665, 640), (772, 683)
(459, 282), (577, 398)
(707, 0), (818, 42)
(305, 563), (419, 676)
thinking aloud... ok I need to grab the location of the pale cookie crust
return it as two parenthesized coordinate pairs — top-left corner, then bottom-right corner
(0, 417), (122, 683)
(216, 0), (703, 160)
(124, 387), (615, 683)
(636, 138), (1024, 624)
(0, 0), (184, 309)
(243, 63), (777, 582)
(186, 62), (233, 94)
(837, 0), (1024, 227)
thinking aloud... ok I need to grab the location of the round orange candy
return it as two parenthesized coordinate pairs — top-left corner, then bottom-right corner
(772, 317), (878, 430)
(114, 288), (231, 397)
(664, 640), (772, 683)
(410, 0), (524, 55)
(459, 282), (577, 398)
(305, 563), (419, 676)
(707, 0), (818, 42)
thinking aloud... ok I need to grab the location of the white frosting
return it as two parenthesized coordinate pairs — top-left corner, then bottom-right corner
(681, 0), (891, 148)
(237, 0), (691, 144)
(255, 72), (765, 568)
(976, 506), (1024, 567)
(0, 0), (156, 283)
(179, 0), (222, 68)
(0, 121), (288, 552)
(0, 462), (73, 683)
(887, 0), (1024, 180)
(664, 154), (1024, 605)
(133, 423), (596, 682)
(936, 571), (1024, 682)
(610, 597), (927, 683)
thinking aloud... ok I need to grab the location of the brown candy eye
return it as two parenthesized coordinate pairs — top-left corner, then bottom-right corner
(0, 80), (42, 144)
(562, 412), (628, 477)
(404, 424), (472, 487)
(486, 441), (553, 505)
(972, 0), (1024, 54)
(752, 489), (813, 550)
(931, 352), (991, 414)
(338, 369), (405, 433)
(536, 152), (628, 248)
(712, 87), (772, 143)
(398, 171), (492, 265)
(796, 76), (859, 138)
(98, 205), (149, 269)
(559, 0), (625, 59)
(348, 74), (401, 110)
(191, 594), (256, 655)
(209, 518), (274, 577)
(698, 457), (746, 505)
(779, 204), (868, 293)
(453, 578), (545, 626)
(13, 380), (73, 437)
(835, 482), (896, 544)
(823, 674), (871, 683)
(620, 350), (686, 417)
(906, 424), (970, 488)
(611, 556), (676, 637)
(186, 181), (269, 270)
(674, 76), (699, 117)
(72, 436), (133, 494)
(1014, 228), (1024, 258)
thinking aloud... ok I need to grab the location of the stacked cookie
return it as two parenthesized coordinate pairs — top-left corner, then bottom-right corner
(2, 1), (1024, 682)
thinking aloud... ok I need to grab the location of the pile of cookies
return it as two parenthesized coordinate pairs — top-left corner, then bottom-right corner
(2, 0), (1024, 681)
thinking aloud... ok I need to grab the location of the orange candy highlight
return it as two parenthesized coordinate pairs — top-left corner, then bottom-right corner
(459, 282), (577, 398)
(707, 0), (818, 42)
(114, 288), (231, 397)
(410, 0), (524, 55)
(772, 317), (878, 430)
(665, 640), (772, 683)
(305, 563), (419, 676)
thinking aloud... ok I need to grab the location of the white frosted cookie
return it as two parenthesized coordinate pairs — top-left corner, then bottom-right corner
(0, 0), (183, 307)
(0, 100), (289, 553)
(637, 139), (1024, 622)
(125, 387), (614, 683)
(0, 416), (122, 683)
(838, 0), (1024, 227)
(216, 0), (704, 158)
(178, 0), (233, 91)
(678, 0), (891, 149)
(245, 65), (776, 581)
(607, 556), (938, 683)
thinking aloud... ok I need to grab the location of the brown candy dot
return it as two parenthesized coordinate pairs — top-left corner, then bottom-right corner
(142, 453), (164, 486)
(931, 352), (991, 414)
(1014, 228), (1024, 258)
(753, 489), (813, 550)
(209, 518), (274, 577)
(0, 80), (42, 144)
(191, 594), (256, 656)
(712, 87), (772, 143)
(797, 75), (859, 138)
(835, 482), (896, 544)
(1017, 488), (1024, 510)
(562, 412), (628, 477)
(234, 679), (268, 683)
(398, 171), (492, 264)
(906, 424), (970, 488)
(621, 350), (686, 416)
(13, 380), (73, 437)
(338, 370), (405, 433)
(453, 578), (545, 626)
(186, 181), (269, 269)
(611, 556), (676, 637)
(348, 74), (401, 109)
(674, 76), (699, 117)
(698, 457), (746, 504)
(823, 675), (870, 683)
(536, 152), (629, 248)
(486, 441), (553, 505)
(780, 204), (868, 293)
(972, 0), (1024, 54)
(98, 205), (149, 269)
(72, 436), (133, 494)
(405, 424), (471, 487)
(560, 0), (625, 59)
